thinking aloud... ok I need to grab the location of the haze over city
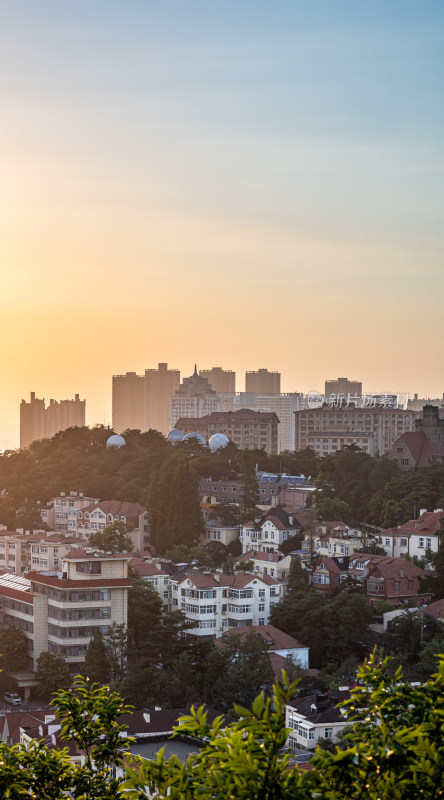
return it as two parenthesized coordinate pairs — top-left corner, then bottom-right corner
(1, 1), (443, 450)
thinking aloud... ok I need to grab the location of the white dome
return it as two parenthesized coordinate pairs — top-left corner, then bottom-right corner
(106, 434), (126, 449)
(167, 429), (184, 443)
(208, 433), (229, 452)
(183, 432), (206, 445)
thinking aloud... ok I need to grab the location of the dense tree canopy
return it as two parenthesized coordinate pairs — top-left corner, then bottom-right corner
(270, 588), (372, 670)
(0, 426), (441, 535)
(0, 624), (29, 672)
(36, 652), (71, 700)
(149, 460), (204, 555)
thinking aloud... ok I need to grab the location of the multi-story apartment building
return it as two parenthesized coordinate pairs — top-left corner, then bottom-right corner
(170, 366), (220, 430)
(20, 393), (85, 449)
(52, 492), (100, 534)
(199, 367), (236, 394)
(324, 377), (362, 398)
(240, 507), (302, 554)
(199, 473), (314, 509)
(112, 372), (145, 433)
(176, 409), (279, 454)
(0, 530), (84, 576)
(256, 394), (303, 452)
(0, 551), (131, 673)
(112, 363), (180, 435)
(170, 569), (282, 638)
(144, 363), (181, 435)
(294, 406), (418, 456)
(245, 369), (280, 395)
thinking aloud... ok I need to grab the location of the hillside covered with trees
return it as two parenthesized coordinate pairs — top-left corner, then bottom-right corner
(0, 426), (443, 531)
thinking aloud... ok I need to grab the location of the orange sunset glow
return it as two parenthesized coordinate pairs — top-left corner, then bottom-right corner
(1, 2), (443, 450)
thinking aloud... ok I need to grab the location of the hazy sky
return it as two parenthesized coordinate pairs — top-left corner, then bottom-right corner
(1, 1), (443, 450)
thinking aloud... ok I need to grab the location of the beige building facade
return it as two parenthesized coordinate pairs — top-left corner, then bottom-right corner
(20, 393), (85, 449)
(294, 406), (418, 455)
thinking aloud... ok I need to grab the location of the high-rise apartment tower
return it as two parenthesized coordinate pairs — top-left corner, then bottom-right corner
(245, 369), (280, 394)
(199, 367), (235, 394)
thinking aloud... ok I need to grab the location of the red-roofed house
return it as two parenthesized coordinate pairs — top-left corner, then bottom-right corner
(365, 558), (430, 606)
(240, 507), (301, 554)
(386, 430), (444, 471)
(75, 500), (149, 552)
(215, 624), (309, 671)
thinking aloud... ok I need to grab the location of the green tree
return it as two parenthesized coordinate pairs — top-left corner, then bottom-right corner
(209, 502), (241, 526)
(317, 496), (352, 523)
(149, 460), (204, 555)
(383, 610), (443, 675)
(89, 520), (134, 553)
(124, 653), (444, 800)
(36, 651), (71, 701)
(238, 453), (260, 520)
(201, 631), (274, 713)
(0, 624), (29, 672)
(105, 623), (128, 683)
(286, 554), (309, 595)
(52, 675), (134, 799)
(357, 540), (387, 555)
(127, 567), (163, 652)
(270, 590), (372, 670)
(82, 630), (110, 684)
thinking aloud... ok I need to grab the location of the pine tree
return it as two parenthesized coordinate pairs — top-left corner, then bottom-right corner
(149, 460), (204, 556)
(239, 453), (260, 520)
(82, 631), (110, 684)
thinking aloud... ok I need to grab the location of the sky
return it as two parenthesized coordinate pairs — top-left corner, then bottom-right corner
(1, 1), (443, 450)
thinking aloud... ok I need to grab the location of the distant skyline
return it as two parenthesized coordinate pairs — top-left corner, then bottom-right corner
(1, 1), (443, 450)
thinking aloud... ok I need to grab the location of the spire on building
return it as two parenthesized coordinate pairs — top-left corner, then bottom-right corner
(193, 363), (198, 377)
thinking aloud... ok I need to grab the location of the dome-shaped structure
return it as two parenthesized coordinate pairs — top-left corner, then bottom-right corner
(106, 434), (126, 449)
(167, 429), (184, 444)
(183, 432), (206, 446)
(208, 433), (229, 452)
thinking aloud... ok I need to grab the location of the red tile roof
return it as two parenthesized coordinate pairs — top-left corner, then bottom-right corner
(81, 500), (147, 520)
(174, 571), (279, 588)
(215, 624), (308, 651)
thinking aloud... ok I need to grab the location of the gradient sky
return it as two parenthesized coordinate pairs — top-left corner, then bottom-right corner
(1, 1), (443, 450)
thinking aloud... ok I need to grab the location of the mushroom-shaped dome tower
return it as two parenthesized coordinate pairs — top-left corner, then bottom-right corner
(167, 429), (184, 444)
(183, 432), (206, 446)
(106, 434), (126, 449)
(208, 433), (229, 452)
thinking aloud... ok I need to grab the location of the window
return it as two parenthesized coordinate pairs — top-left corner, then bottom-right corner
(324, 728), (333, 739)
(400, 539), (407, 547)
(258, 618), (265, 626)
(426, 538), (432, 549)
(419, 538), (424, 548)
(394, 581), (400, 591)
